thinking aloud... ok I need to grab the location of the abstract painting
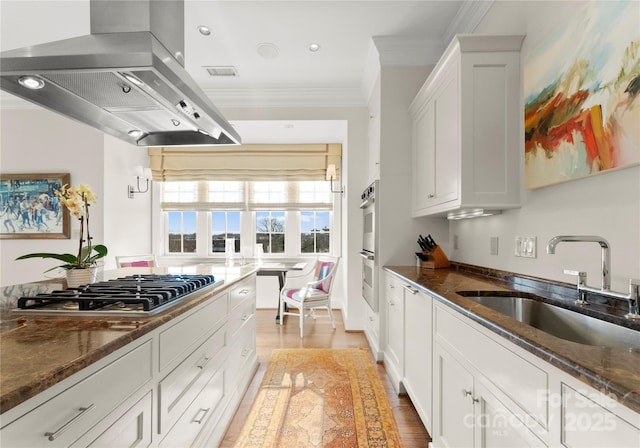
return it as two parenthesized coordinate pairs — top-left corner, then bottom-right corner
(524, 1), (640, 189)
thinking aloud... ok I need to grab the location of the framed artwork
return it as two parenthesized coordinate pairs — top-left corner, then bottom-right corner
(0, 173), (71, 239)
(524, 1), (640, 189)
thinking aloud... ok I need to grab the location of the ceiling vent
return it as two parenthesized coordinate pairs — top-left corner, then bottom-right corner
(205, 66), (239, 77)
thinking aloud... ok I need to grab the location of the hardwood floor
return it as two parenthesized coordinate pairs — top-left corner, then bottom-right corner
(220, 309), (431, 447)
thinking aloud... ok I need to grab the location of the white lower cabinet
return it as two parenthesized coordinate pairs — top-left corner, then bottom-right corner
(561, 384), (640, 448)
(434, 342), (545, 448)
(0, 274), (259, 448)
(0, 340), (153, 448)
(71, 391), (153, 448)
(384, 273), (405, 393)
(403, 288), (433, 431)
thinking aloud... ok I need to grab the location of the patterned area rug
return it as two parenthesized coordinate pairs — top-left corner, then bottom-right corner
(234, 348), (401, 447)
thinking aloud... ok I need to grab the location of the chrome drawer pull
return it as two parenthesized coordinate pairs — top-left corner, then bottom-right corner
(238, 288), (249, 295)
(192, 407), (210, 425)
(401, 284), (418, 294)
(241, 314), (250, 321)
(241, 347), (251, 357)
(44, 404), (96, 441)
(197, 356), (211, 370)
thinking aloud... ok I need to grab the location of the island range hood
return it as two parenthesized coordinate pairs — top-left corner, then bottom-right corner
(0, 0), (241, 147)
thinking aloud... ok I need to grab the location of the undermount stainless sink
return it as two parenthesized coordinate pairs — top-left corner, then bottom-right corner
(457, 292), (640, 349)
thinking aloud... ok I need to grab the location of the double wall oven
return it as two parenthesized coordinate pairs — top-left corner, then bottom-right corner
(360, 181), (378, 312)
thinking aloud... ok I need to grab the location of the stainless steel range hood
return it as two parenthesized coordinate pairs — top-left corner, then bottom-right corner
(0, 0), (241, 147)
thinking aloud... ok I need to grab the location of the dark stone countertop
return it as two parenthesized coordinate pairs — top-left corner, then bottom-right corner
(0, 264), (257, 415)
(384, 264), (640, 414)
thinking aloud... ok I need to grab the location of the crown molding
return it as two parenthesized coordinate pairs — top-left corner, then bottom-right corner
(443, 0), (495, 43)
(202, 86), (368, 109)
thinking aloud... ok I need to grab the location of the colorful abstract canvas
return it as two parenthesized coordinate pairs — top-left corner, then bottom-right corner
(524, 1), (640, 189)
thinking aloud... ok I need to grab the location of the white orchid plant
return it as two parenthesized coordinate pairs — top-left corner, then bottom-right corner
(17, 184), (108, 271)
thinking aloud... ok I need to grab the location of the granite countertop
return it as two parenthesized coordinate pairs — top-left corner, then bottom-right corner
(0, 264), (257, 415)
(384, 264), (640, 414)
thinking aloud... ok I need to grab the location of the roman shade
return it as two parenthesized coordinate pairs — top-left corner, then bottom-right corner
(148, 144), (341, 181)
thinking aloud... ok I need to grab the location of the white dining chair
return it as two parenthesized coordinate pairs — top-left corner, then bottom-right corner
(115, 254), (156, 268)
(279, 255), (340, 338)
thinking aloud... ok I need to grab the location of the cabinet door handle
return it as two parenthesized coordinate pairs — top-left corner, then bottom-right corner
(427, 193), (435, 199)
(401, 284), (418, 295)
(44, 404), (96, 441)
(241, 314), (251, 321)
(192, 407), (210, 424)
(241, 347), (251, 357)
(197, 356), (211, 370)
(462, 389), (472, 397)
(238, 288), (249, 295)
(472, 397), (480, 404)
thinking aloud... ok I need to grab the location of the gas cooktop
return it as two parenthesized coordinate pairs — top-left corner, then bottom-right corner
(14, 274), (223, 317)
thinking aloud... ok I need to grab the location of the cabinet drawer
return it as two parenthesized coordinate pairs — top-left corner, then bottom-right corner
(71, 391), (153, 448)
(385, 273), (403, 300)
(561, 384), (640, 447)
(229, 277), (256, 312)
(435, 304), (549, 428)
(228, 298), (255, 339)
(226, 316), (256, 393)
(158, 326), (226, 434)
(159, 291), (227, 372)
(159, 367), (226, 448)
(1, 340), (152, 448)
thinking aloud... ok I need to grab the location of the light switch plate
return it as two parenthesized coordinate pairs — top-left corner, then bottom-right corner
(515, 236), (537, 258)
(490, 236), (499, 255)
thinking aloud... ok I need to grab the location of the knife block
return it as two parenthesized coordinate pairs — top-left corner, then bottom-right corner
(420, 245), (450, 269)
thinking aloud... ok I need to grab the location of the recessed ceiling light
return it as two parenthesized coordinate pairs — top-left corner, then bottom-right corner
(18, 75), (45, 90)
(308, 43), (321, 52)
(257, 42), (279, 59)
(197, 25), (211, 36)
(128, 130), (143, 138)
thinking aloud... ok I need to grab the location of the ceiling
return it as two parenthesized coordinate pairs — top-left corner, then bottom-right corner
(0, 0), (491, 143)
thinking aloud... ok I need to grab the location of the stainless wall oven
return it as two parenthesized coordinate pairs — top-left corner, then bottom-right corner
(360, 181), (378, 312)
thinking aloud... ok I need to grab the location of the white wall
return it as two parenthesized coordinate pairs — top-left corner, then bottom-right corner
(102, 135), (152, 270)
(449, 0), (640, 292)
(0, 109), (104, 285)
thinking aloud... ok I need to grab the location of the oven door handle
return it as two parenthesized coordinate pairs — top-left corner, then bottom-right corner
(359, 251), (375, 261)
(359, 197), (374, 209)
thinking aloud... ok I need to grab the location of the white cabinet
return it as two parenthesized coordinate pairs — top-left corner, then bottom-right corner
(433, 342), (546, 448)
(0, 274), (259, 448)
(404, 287), (433, 431)
(0, 340), (153, 448)
(433, 303), (548, 448)
(383, 272), (405, 393)
(410, 35), (524, 217)
(561, 384), (640, 448)
(367, 73), (381, 182)
(363, 302), (382, 361)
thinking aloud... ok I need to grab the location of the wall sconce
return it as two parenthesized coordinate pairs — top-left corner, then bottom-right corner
(128, 166), (152, 199)
(325, 164), (344, 195)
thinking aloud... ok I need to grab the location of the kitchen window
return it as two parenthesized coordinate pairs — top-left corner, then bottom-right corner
(211, 211), (241, 253)
(158, 181), (338, 257)
(301, 211), (330, 253)
(256, 211), (286, 254)
(167, 211), (197, 253)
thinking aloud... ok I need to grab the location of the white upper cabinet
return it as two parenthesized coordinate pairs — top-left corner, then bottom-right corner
(367, 74), (382, 182)
(410, 35), (525, 218)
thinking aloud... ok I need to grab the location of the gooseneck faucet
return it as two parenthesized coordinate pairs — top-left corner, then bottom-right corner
(546, 235), (639, 319)
(546, 235), (611, 290)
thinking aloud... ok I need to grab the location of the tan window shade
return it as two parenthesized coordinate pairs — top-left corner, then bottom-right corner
(148, 144), (341, 182)
(161, 181), (333, 211)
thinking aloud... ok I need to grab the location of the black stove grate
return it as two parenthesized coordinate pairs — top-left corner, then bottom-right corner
(17, 274), (216, 313)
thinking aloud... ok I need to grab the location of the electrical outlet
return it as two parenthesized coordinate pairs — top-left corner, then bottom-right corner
(515, 236), (537, 258)
(490, 236), (499, 255)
